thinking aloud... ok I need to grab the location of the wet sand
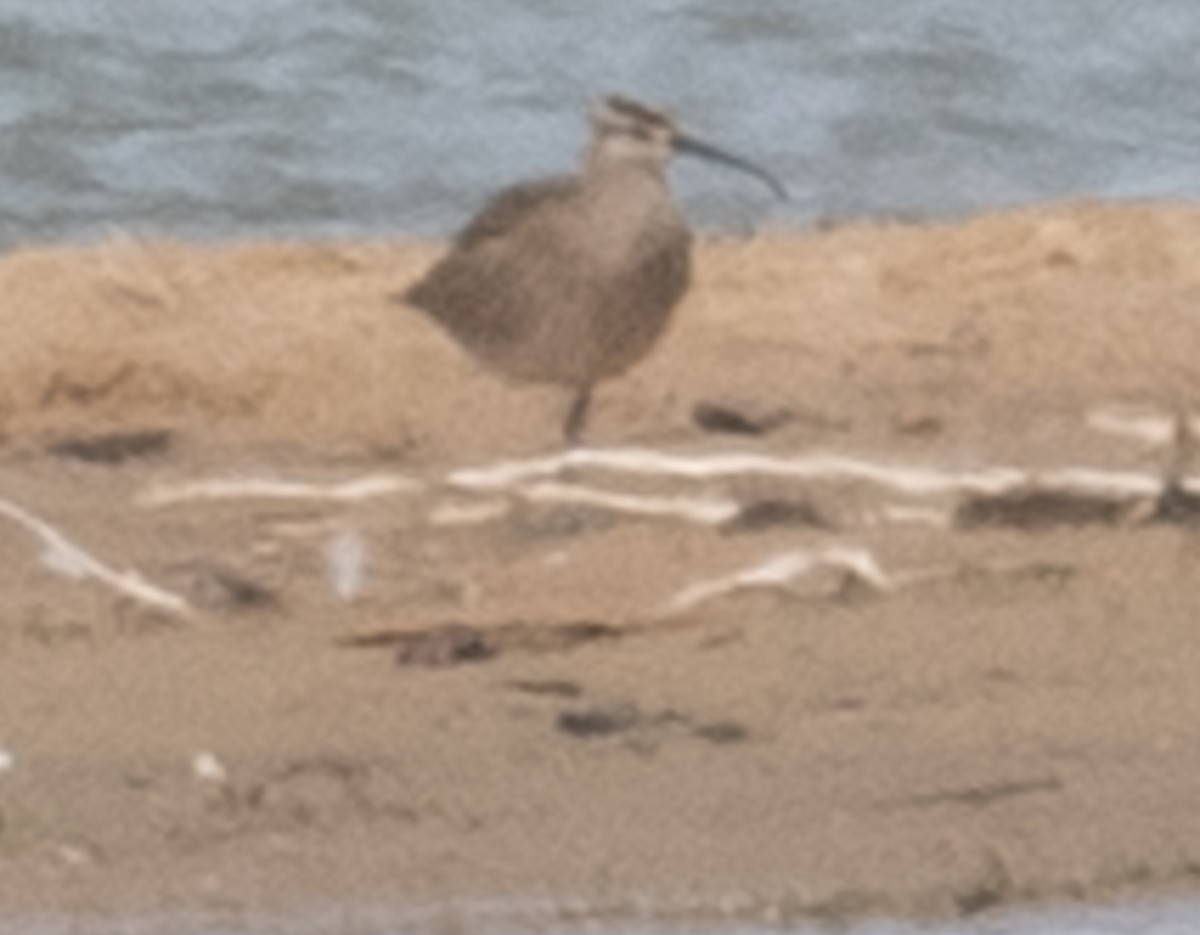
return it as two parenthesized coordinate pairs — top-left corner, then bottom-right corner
(3, 201), (1200, 930)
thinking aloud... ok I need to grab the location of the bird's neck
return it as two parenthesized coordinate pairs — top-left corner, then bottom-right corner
(583, 150), (668, 191)
(580, 159), (674, 230)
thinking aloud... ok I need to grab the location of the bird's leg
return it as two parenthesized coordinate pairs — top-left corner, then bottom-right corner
(563, 387), (593, 446)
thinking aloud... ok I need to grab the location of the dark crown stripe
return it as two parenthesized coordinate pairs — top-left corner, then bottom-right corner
(603, 94), (673, 130)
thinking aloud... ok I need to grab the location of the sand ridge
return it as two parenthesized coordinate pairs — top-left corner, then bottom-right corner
(2, 200), (1200, 454)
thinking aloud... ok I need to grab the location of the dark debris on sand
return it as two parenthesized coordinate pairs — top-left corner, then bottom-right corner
(339, 619), (623, 669)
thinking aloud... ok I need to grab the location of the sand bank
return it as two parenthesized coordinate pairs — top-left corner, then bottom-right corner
(2, 202), (1200, 929)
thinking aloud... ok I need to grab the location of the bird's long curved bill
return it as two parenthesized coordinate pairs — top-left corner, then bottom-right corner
(673, 133), (788, 200)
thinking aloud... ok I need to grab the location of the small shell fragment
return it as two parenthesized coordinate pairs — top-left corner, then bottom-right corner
(192, 751), (228, 783)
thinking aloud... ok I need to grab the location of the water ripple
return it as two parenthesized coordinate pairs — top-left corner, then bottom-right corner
(1, 0), (1200, 247)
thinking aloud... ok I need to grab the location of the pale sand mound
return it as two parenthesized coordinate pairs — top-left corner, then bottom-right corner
(3, 202), (1200, 929)
(2, 200), (1200, 457)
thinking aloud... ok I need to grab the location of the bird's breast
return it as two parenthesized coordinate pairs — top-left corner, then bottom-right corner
(571, 171), (684, 263)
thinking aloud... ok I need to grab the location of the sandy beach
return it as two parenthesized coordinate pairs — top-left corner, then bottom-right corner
(2, 201), (1200, 930)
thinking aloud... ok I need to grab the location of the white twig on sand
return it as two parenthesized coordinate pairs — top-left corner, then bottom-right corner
(0, 497), (191, 616)
(429, 498), (511, 526)
(450, 447), (1200, 505)
(1087, 406), (1200, 449)
(137, 474), (419, 508)
(664, 546), (893, 615)
(521, 481), (741, 525)
(449, 448), (1027, 496)
(876, 504), (952, 527)
(1030, 467), (1163, 498)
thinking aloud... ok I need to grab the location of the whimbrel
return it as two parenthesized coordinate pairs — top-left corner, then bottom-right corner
(402, 95), (786, 443)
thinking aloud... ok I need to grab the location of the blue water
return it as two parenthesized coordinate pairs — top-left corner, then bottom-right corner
(1, 1), (1200, 247)
(6, 897), (1200, 935)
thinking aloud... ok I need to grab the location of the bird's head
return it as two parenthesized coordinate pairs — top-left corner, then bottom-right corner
(590, 94), (787, 200)
(590, 95), (678, 170)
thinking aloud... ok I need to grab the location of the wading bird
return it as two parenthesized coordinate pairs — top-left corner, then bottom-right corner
(402, 94), (786, 443)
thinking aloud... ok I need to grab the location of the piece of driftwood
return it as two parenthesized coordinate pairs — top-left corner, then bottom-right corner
(0, 496), (190, 615)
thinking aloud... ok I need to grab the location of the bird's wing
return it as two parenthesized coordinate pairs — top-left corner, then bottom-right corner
(402, 177), (581, 348)
(452, 176), (579, 249)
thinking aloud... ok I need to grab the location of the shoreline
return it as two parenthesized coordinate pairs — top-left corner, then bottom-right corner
(6, 888), (1200, 935)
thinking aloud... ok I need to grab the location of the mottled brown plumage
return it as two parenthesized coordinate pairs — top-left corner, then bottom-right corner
(403, 95), (785, 443)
